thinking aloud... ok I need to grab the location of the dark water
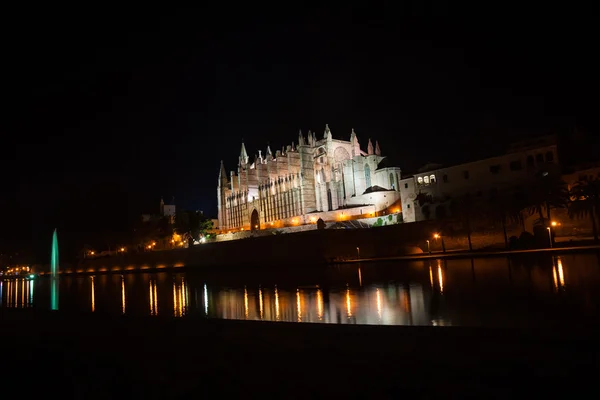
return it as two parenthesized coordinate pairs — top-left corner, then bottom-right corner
(3, 253), (600, 327)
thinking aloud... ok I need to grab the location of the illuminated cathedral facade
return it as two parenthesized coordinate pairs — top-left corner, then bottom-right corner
(217, 125), (402, 231)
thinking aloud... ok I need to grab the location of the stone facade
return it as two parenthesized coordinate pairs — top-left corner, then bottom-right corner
(399, 135), (560, 223)
(217, 125), (402, 231)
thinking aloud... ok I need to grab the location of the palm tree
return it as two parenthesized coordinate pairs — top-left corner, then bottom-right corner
(488, 191), (510, 249)
(568, 177), (600, 242)
(449, 193), (483, 251)
(528, 172), (569, 227)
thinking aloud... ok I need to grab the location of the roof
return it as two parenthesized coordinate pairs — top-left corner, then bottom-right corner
(363, 185), (394, 194)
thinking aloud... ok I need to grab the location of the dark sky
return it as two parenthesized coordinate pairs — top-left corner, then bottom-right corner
(2, 4), (599, 259)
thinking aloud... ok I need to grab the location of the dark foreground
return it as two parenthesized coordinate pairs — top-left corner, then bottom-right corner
(1, 309), (598, 398)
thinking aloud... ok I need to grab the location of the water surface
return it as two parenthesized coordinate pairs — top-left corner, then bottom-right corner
(3, 253), (600, 327)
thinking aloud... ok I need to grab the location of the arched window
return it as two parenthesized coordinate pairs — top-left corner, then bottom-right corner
(389, 173), (395, 190)
(424, 176), (429, 184)
(430, 174), (436, 183)
(364, 164), (371, 188)
(417, 177), (423, 184)
(546, 151), (554, 163)
(327, 189), (333, 210)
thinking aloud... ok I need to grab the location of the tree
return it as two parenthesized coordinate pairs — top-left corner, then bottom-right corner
(449, 193), (486, 251)
(568, 177), (600, 242)
(528, 172), (569, 228)
(175, 210), (214, 240)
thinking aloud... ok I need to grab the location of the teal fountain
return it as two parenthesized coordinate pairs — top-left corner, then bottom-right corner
(50, 228), (59, 310)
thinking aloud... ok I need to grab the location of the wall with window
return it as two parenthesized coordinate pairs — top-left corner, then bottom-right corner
(405, 143), (559, 222)
(373, 166), (402, 191)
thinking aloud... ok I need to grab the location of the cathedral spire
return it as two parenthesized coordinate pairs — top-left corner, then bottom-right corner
(324, 124), (332, 140)
(266, 144), (272, 156)
(219, 160), (227, 178)
(350, 128), (361, 157)
(367, 138), (374, 155)
(239, 140), (249, 165)
(375, 140), (381, 156)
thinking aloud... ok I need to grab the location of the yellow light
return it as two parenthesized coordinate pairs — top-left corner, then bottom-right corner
(120, 247), (125, 252)
(433, 233), (440, 239)
(152, 242), (156, 246)
(90, 251), (95, 255)
(255, 225), (258, 229)
(551, 221), (558, 227)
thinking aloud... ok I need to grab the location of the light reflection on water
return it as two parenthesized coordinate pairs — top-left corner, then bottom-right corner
(3, 253), (600, 327)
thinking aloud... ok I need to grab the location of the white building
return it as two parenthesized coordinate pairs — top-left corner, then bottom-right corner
(217, 125), (403, 231)
(400, 135), (560, 222)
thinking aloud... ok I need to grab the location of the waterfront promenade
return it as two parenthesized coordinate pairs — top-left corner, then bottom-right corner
(340, 244), (600, 264)
(1, 308), (598, 397)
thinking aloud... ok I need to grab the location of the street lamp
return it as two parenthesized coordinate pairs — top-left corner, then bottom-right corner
(547, 227), (553, 249)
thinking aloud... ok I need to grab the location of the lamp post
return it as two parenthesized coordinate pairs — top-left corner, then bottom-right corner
(426, 240), (431, 255)
(546, 227), (553, 249)
(434, 233), (446, 253)
(356, 247), (360, 259)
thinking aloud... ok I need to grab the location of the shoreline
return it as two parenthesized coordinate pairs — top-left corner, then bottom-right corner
(1, 308), (598, 396)
(336, 243), (600, 264)
(25, 243), (600, 277)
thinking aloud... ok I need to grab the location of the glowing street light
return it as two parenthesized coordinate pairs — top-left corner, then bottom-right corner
(426, 239), (431, 254)
(356, 246), (360, 259)
(551, 221), (558, 227)
(547, 227), (553, 248)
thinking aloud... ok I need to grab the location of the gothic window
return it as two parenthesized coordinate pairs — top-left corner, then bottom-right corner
(417, 177), (423, 184)
(389, 173), (395, 190)
(546, 151), (554, 163)
(423, 176), (429, 184)
(430, 174), (436, 183)
(327, 189), (333, 211)
(364, 164), (372, 188)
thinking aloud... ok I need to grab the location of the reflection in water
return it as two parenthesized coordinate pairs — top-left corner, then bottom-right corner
(296, 289), (301, 322)
(121, 276), (126, 314)
(317, 289), (323, 320)
(429, 264), (434, 288)
(553, 257), (566, 292)
(173, 277), (188, 317)
(376, 288), (382, 321)
(346, 287), (352, 318)
(149, 280), (158, 315)
(2, 279), (34, 308)
(259, 287), (264, 319)
(5, 254), (600, 327)
(274, 286), (280, 321)
(244, 286), (249, 319)
(91, 276), (95, 312)
(437, 260), (444, 294)
(203, 283), (208, 315)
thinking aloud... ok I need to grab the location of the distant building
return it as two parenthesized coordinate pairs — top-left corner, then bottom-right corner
(399, 135), (560, 222)
(217, 125), (402, 231)
(142, 197), (176, 223)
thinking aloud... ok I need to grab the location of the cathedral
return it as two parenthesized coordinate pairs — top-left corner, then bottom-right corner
(217, 125), (402, 231)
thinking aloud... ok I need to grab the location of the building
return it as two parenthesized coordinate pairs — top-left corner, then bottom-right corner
(142, 197), (176, 223)
(399, 135), (560, 223)
(217, 125), (402, 231)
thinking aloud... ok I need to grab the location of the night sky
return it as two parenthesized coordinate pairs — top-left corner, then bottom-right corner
(3, 5), (599, 260)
